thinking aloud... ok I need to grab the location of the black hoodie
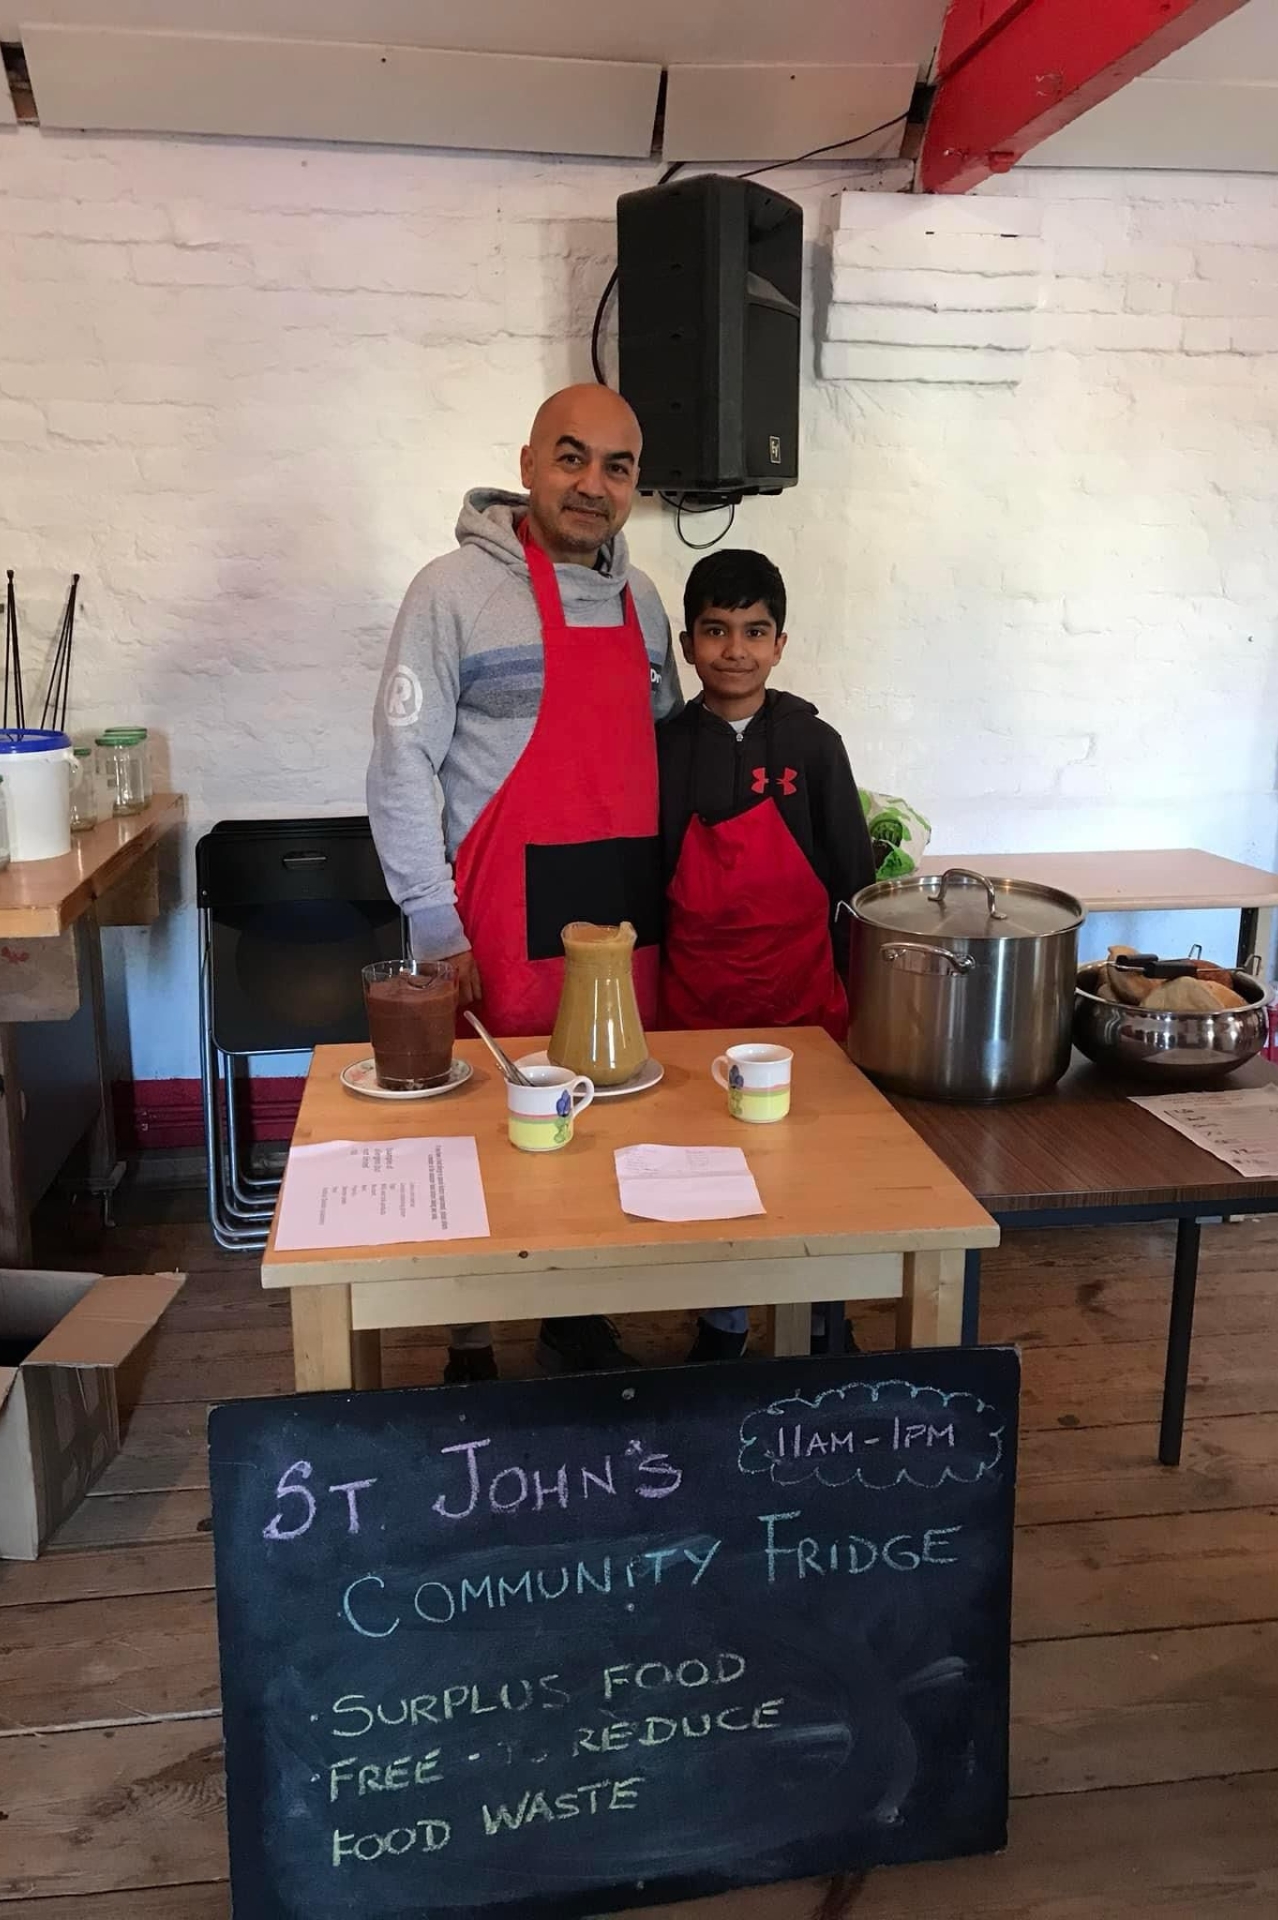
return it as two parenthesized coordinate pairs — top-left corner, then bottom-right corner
(656, 689), (876, 975)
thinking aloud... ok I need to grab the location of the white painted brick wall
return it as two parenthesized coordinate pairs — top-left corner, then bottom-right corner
(3, 132), (1278, 1074)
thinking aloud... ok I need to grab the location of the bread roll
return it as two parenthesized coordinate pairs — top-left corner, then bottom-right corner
(1108, 964), (1158, 1006)
(1200, 980), (1246, 1011)
(1143, 977), (1224, 1013)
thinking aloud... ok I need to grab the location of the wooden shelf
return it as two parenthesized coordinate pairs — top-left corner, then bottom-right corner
(0, 794), (185, 938)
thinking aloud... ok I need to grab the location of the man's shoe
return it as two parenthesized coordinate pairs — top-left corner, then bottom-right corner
(684, 1320), (750, 1364)
(443, 1345), (499, 1384)
(535, 1316), (640, 1375)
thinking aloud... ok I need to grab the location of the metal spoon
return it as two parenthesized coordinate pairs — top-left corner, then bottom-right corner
(464, 1010), (533, 1086)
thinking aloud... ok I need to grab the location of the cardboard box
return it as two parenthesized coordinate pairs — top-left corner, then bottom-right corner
(0, 1268), (184, 1559)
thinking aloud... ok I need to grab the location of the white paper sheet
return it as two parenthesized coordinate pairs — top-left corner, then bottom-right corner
(275, 1137), (490, 1251)
(614, 1144), (765, 1223)
(1129, 1087), (1278, 1179)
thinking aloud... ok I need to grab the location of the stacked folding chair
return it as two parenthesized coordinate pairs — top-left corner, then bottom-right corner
(197, 819), (404, 1250)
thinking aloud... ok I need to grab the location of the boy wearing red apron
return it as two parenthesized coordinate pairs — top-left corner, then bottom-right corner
(657, 549), (876, 1361)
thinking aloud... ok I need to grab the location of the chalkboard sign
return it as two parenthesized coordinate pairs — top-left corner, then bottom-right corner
(209, 1347), (1019, 1919)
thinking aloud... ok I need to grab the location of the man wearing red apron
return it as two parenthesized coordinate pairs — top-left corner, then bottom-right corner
(369, 387), (680, 1382)
(657, 548), (875, 1362)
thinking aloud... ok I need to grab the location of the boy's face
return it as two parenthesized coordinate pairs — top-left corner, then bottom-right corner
(681, 601), (787, 705)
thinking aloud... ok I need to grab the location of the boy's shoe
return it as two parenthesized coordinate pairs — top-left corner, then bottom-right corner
(684, 1320), (750, 1364)
(443, 1345), (499, 1384)
(536, 1316), (640, 1375)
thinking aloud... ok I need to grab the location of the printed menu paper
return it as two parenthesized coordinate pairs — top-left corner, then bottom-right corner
(1130, 1086), (1278, 1179)
(275, 1137), (490, 1251)
(615, 1143), (765, 1223)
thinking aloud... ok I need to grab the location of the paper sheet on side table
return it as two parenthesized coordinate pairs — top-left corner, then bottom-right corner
(275, 1138), (490, 1251)
(1130, 1087), (1278, 1179)
(615, 1144), (765, 1223)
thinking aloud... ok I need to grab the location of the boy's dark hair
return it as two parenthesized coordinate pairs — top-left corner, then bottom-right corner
(682, 548), (786, 635)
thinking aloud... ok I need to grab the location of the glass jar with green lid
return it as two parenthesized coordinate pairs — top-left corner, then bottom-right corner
(100, 727), (151, 805)
(96, 734), (147, 817)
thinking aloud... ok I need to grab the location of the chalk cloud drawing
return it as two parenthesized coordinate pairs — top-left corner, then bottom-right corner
(738, 1378), (1005, 1491)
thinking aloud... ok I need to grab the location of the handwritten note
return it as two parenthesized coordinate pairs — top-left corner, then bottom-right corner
(274, 1136), (490, 1250)
(614, 1144), (765, 1223)
(1130, 1086), (1278, 1179)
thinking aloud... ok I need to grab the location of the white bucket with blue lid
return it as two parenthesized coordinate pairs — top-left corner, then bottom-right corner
(0, 729), (73, 861)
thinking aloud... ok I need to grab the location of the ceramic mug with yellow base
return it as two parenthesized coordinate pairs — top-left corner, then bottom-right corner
(507, 1065), (595, 1152)
(712, 1042), (793, 1124)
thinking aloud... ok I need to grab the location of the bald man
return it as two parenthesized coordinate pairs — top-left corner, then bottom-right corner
(368, 386), (681, 1381)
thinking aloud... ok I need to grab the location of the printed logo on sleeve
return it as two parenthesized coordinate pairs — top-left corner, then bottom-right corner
(383, 666), (424, 728)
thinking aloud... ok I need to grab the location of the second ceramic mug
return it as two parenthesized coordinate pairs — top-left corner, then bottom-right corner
(711, 1043), (793, 1124)
(507, 1065), (595, 1153)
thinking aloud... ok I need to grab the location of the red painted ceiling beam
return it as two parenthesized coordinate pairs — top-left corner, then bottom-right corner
(919, 0), (1253, 193)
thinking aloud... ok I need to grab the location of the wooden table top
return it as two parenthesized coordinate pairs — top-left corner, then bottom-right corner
(262, 1028), (998, 1289)
(916, 849), (1278, 914)
(0, 793), (185, 937)
(889, 1054), (1278, 1215)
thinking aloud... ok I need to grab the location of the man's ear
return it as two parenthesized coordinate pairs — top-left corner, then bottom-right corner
(679, 629), (696, 664)
(774, 630), (789, 661)
(518, 444), (534, 489)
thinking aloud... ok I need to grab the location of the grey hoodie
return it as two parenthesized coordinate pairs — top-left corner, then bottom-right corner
(367, 488), (682, 959)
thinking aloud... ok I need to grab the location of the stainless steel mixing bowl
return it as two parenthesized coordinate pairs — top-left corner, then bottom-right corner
(1073, 964), (1272, 1081)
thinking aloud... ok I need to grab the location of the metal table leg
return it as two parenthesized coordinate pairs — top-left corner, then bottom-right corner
(961, 1248), (982, 1346)
(1159, 1218), (1202, 1468)
(1237, 906), (1261, 972)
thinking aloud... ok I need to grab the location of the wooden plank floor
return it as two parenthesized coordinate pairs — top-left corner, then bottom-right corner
(4, 1188), (1278, 1914)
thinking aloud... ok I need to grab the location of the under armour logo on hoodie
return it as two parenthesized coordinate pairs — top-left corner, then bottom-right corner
(751, 767), (798, 797)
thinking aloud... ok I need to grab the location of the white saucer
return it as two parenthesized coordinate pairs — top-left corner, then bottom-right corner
(341, 1057), (473, 1101)
(516, 1051), (664, 1100)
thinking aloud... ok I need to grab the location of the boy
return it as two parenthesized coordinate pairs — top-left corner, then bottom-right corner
(657, 548), (876, 1361)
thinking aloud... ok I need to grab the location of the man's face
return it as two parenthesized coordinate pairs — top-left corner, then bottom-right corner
(682, 602), (787, 704)
(520, 395), (641, 561)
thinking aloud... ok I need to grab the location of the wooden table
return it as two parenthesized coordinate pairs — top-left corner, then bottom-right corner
(0, 794), (184, 1261)
(890, 1054), (1278, 1466)
(263, 1028), (998, 1392)
(918, 849), (1278, 970)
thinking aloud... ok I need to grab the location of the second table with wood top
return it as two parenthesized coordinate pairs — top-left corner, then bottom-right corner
(264, 1027), (998, 1392)
(890, 1054), (1278, 1466)
(918, 848), (1278, 971)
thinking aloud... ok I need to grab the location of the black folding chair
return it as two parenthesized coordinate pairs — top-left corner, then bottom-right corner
(196, 819), (404, 1250)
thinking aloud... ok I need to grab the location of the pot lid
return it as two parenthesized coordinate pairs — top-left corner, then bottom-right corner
(852, 867), (1085, 940)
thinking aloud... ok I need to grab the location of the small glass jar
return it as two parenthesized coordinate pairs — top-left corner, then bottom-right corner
(97, 735), (147, 817)
(0, 776), (10, 871)
(70, 746), (98, 832)
(101, 727), (152, 805)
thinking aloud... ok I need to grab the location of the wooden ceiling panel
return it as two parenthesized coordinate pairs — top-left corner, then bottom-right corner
(8, 0), (947, 70)
(22, 25), (662, 156)
(663, 63), (915, 164)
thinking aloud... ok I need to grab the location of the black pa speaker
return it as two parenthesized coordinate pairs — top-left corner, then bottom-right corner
(616, 173), (802, 499)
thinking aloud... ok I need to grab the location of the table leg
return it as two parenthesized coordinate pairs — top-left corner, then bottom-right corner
(80, 910), (124, 1211)
(961, 1249), (983, 1347)
(291, 1285), (365, 1391)
(0, 1025), (32, 1265)
(898, 1250), (965, 1348)
(1159, 1219), (1202, 1468)
(1237, 906), (1261, 972)
(770, 1303), (812, 1356)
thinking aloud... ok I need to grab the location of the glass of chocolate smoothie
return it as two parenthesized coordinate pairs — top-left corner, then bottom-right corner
(362, 960), (458, 1091)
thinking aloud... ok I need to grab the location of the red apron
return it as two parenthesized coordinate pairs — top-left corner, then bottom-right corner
(451, 523), (661, 1039)
(660, 715), (849, 1043)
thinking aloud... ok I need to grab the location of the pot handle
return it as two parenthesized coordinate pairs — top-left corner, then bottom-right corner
(881, 942), (975, 976)
(932, 867), (1008, 922)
